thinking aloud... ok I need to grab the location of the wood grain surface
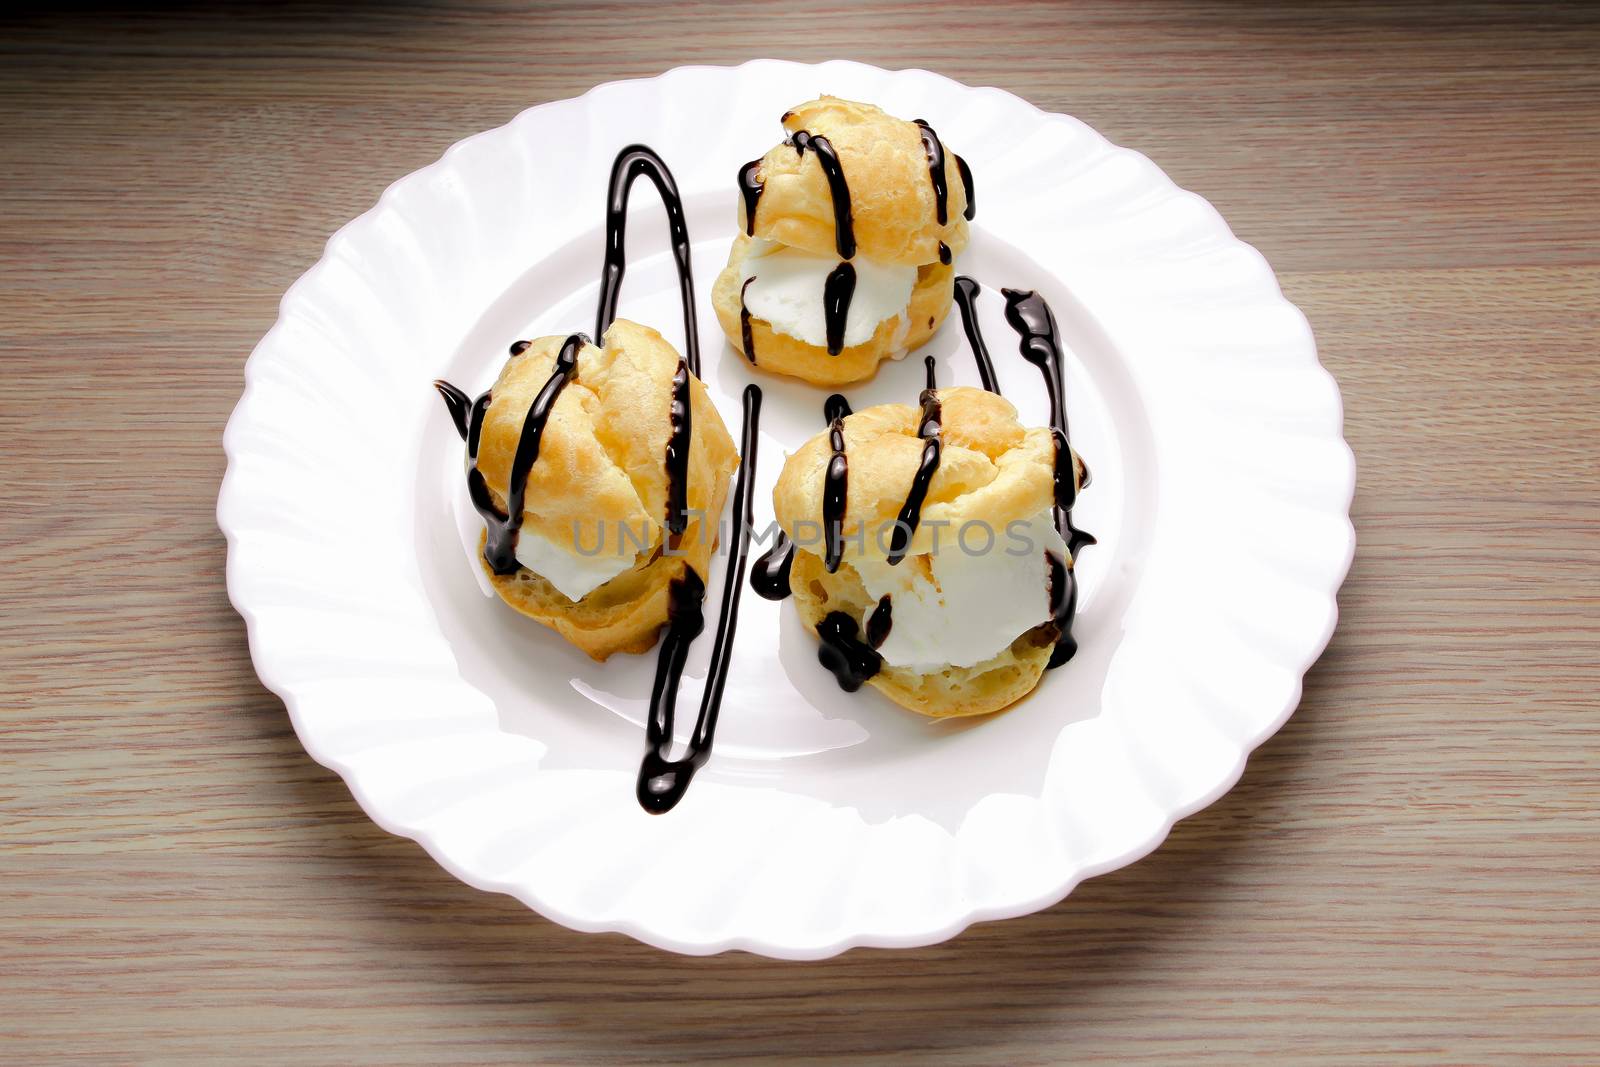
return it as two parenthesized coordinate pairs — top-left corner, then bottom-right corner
(4, 1), (1598, 1062)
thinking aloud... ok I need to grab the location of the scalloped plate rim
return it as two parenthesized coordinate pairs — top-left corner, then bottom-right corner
(219, 59), (1356, 959)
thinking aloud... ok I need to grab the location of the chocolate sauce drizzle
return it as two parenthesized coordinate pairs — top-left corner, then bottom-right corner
(823, 261), (857, 355)
(886, 356), (943, 566)
(596, 145), (700, 375)
(434, 379), (474, 440)
(866, 595), (894, 649)
(816, 611), (882, 692)
(952, 276), (1000, 393)
(1043, 550), (1078, 667)
(955, 155), (976, 220)
(509, 339), (531, 356)
(738, 158), (764, 237)
(750, 530), (794, 601)
(822, 405), (849, 574)
(738, 276), (757, 364)
(913, 119), (951, 226)
(938, 241), (952, 266)
(752, 393), (852, 600)
(998, 287), (1094, 665)
(1001, 288), (1095, 562)
(788, 130), (855, 260)
(433, 333), (584, 576)
(635, 385), (764, 814)
(663, 358), (693, 540)
(593, 145), (703, 537)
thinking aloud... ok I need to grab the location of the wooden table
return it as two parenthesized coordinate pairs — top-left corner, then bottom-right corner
(5, 2), (1597, 1062)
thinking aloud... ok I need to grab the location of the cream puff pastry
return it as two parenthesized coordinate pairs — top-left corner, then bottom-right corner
(767, 366), (1087, 718)
(436, 320), (738, 661)
(713, 96), (974, 386)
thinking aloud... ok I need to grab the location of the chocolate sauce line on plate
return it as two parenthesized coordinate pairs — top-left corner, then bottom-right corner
(789, 130), (856, 260)
(596, 145), (700, 376)
(912, 119), (951, 226)
(822, 261), (857, 356)
(885, 356), (943, 566)
(738, 276), (757, 364)
(952, 276), (1000, 393)
(433, 333), (584, 576)
(636, 384), (764, 814)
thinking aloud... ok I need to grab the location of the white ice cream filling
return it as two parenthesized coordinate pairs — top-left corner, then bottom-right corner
(739, 239), (916, 350)
(851, 508), (1068, 670)
(514, 525), (639, 603)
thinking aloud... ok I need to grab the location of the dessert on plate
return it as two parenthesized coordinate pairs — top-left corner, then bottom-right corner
(435, 322), (738, 662)
(425, 108), (1090, 808)
(712, 96), (974, 386)
(765, 354), (1089, 718)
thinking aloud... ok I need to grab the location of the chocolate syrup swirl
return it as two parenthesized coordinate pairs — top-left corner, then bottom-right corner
(913, 119), (951, 226)
(433, 333), (584, 576)
(816, 611), (881, 692)
(596, 145), (700, 375)
(636, 385), (764, 814)
(823, 261), (857, 355)
(952, 276), (1000, 393)
(822, 410), (849, 573)
(955, 155), (976, 220)
(663, 358), (693, 540)
(866, 595), (894, 649)
(789, 130), (855, 260)
(750, 530), (794, 600)
(738, 276), (757, 364)
(886, 356), (943, 566)
(738, 158), (764, 237)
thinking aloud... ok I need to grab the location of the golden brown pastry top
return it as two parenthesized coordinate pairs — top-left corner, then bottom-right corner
(475, 319), (736, 558)
(773, 387), (1073, 565)
(742, 96), (971, 267)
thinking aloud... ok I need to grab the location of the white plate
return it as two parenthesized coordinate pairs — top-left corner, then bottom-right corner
(219, 60), (1355, 958)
